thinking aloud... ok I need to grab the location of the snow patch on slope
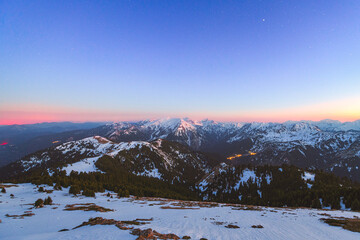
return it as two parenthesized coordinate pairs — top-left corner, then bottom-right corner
(137, 168), (162, 179)
(62, 157), (102, 175)
(302, 172), (315, 181)
(302, 172), (315, 188)
(234, 169), (257, 190)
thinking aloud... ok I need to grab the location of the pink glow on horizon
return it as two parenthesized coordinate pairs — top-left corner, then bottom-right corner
(0, 110), (359, 125)
(1, 97), (360, 125)
(0, 142), (8, 146)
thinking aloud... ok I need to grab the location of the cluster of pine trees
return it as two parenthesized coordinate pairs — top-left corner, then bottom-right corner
(4, 155), (360, 211)
(20, 163), (199, 201)
(34, 196), (52, 208)
(200, 165), (360, 211)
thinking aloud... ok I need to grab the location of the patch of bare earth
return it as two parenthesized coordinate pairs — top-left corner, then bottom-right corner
(225, 224), (240, 228)
(318, 213), (331, 217)
(321, 217), (360, 233)
(170, 201), (219, 208)
(133, 197), (219, 209)
(160, 206), (200, 210)
(5, 211), (34, 219)
(131, 228), (179, 240)
(211, 221), (225, 225)
(72, 217), (179, 239)
(159, 200), (220, 210)
(231, 205), (263, 211)
(0, 184), (18, 188)
(73, 217), (143, 230)
(64, 203), (113, 212)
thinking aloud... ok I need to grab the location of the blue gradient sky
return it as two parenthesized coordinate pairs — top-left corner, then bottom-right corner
(1, 0), (360, 124)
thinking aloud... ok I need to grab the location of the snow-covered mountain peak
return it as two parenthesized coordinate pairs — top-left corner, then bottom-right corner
(99, 118), (360, 156)
(175, 118), (197, 136)
(287, 122), (321, 132)
(284, 119), (360, 132)
(143, 118), (181, 129)
(141, 117), (197, 131)
(242, 121), (321, 134)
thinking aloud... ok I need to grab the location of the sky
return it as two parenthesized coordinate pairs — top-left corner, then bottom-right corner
(1, 0), (360, 124)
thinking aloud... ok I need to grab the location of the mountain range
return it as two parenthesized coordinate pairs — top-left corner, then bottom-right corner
(1, 118), (360, 182)
(2, 118), (360, 212)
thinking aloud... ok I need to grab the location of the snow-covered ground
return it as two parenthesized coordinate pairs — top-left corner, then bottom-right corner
(1, 183), (360, 240)
(62, 157), (102, 175)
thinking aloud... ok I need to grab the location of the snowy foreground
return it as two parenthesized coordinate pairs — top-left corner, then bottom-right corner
(1, 184), (360, 240)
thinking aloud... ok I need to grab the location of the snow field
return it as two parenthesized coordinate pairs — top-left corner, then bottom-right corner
(1, 184), (360, 240)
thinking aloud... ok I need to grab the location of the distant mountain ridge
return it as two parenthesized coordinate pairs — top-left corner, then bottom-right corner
(0, 122), (107, 166)
(2, 119), (360, 211)
(1, 118), (360, 181)
(100, 118), (360, 147)
(93, 118), (360, 181)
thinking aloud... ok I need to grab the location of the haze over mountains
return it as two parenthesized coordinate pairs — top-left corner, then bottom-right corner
(0, 122), (106, 166)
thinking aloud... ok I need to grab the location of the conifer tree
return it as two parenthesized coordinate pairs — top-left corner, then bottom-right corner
(35, 198), (44, 208)
(311, 198), (321, 209)
(331, 197), (341, 210)
(69, 185), (81, 195)
(44, 196), (53, 205)
(351, 199), (360, 211)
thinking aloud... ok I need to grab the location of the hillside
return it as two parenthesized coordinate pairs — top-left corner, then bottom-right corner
(1, 135), (360, 211)
(1, 183), (360, 240)
(0, 136), (215, 184)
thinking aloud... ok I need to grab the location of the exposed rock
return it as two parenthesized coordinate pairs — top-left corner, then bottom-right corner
(73, 217), (179, 239)
(5, 212), (35, 219)
(225, 224), (240, 228)
(251, 225), (264, 228)
(131, 228), (180, 240)
(64, 203), (113, 212)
